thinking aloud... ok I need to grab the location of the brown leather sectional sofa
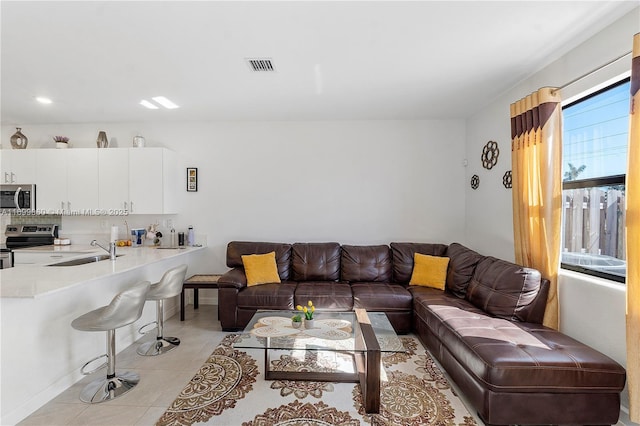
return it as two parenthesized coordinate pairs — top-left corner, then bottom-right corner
(218, 241), (626, 425)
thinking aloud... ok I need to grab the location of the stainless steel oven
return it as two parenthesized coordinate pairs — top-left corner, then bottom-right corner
(2, 224), (58, 269)
(0, 184), (36, 212)
(0, 246), (12, 269)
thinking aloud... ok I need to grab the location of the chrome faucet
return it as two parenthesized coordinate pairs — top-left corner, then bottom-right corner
(91, 239), (117, 261)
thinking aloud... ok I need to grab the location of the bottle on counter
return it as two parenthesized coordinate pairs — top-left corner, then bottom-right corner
(170, 228), (176, 247)
(187, 226), (194, 246)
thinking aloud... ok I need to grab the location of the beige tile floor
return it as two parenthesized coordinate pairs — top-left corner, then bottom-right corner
(18, 304), (227, 426)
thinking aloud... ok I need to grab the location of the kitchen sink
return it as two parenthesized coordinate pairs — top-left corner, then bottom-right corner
(48, 254), (123, 266)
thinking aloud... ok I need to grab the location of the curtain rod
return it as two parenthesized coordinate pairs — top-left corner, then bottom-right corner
(551, 50), (632, 94)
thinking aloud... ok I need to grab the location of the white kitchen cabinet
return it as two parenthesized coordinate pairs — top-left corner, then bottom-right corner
(67, 150), (99, 211)
(98, 149), (129, 211)
(1, 150), (36, 184)
(34, 148), (176, 215)
(35, 150), (67, 212)
(35, 149), (99, 213)
(128, 148), (177, 214)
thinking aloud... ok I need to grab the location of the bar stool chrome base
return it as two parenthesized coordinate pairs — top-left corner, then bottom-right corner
(79, 371), (140, 403)
(137, 336), (180, 356)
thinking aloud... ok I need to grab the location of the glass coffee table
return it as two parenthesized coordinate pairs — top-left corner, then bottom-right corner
(233, 308), (405, 413)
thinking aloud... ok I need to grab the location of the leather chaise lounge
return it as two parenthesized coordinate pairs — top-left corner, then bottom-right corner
(218, 241), (626, 425)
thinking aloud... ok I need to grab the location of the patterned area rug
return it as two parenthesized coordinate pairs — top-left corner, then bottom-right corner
(157, 334), (478, 426)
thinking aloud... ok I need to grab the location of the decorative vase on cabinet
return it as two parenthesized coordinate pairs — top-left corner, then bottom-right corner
(53, 136), (69, 149)
(96, 131), (108, 148)
(133, 134), (145, 148)
(10, 128), (28, 149)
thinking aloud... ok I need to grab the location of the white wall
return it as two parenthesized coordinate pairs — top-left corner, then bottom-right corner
(2, 119), (468, 275)
(464, 7), (639, 413)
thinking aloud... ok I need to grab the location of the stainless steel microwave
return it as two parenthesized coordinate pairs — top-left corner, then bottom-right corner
(0, 184), (36, 212)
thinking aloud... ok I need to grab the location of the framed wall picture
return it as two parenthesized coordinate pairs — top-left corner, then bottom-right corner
(187, 167), (198, 192)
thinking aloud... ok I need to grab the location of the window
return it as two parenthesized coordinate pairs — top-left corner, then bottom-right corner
(561, 79), (629, 283)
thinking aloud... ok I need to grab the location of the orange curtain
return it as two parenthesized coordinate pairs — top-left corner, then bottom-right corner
(510, 87), (563, 329)
(626, 32), (640, 424)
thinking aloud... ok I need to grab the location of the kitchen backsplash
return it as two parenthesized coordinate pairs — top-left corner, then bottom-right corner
(1, 213), (205, 247)
(9, 214), (63, 228)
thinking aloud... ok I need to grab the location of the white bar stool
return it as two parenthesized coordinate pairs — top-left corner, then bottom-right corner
(137, 264), (188, 356)
(71, 281), (150, 403)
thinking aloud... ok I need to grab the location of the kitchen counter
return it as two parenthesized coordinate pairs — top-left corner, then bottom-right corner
(0, 244), (207, 425)
(1, 245), (203, 298)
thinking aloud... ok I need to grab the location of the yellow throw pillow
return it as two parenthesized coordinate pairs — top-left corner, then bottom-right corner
(242, 251), (281, 286)
(409, 253), (450, 290)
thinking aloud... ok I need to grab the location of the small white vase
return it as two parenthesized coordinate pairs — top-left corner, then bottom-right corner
(305, 319), (315, 329)
(291, 321), (301, 329)
(56, 142), (68, 149)
(133, 134), (146, 148)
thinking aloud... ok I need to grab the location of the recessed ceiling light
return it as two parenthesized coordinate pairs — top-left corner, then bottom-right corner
(36, 97), (52, 104)
(151, 96), (179, 109)
(140, 100), (159, 109)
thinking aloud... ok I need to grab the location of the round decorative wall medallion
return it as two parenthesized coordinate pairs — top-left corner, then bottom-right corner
(481, 141), (499, 170)
(471, 174), (479, 190)
(503, 170), (512, 188)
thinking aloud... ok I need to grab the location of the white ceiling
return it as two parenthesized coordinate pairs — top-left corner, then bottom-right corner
(1, 1), (637, 125)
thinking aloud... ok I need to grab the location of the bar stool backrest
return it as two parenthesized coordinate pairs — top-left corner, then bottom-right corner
(72, 281), (151, 332)
(147, 264), (188, 300)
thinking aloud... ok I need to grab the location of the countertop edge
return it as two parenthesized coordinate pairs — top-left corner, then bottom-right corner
(0, 246), (206, 299)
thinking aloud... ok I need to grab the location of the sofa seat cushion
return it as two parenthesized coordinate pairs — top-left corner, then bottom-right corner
(237, 282), (297, 309)
(413, 291), (626, 393)
(411, 287), (486, 334)
(295, 282), (353, 311)
(352, 283), (412, 311)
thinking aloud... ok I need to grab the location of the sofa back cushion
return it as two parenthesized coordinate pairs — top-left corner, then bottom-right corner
(466, 256), (542, 321)
(390, 242), (449, 284)
(292, 242), (341, 281)
(446, 243), (485, 298)
(226, 241), (292, 281)
(341, 245), (392, 282)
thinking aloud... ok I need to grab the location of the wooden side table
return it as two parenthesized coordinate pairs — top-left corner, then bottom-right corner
(181, 274), (222, 321)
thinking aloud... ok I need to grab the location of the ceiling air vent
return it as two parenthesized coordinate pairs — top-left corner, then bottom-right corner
(246, 58), (275, 72)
